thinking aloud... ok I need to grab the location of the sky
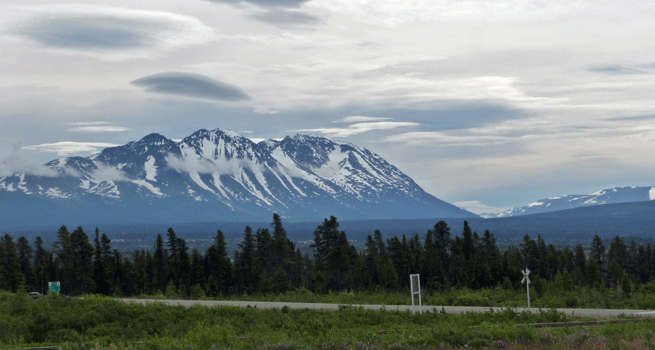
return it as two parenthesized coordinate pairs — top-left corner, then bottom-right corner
(1, 0), (655, 215)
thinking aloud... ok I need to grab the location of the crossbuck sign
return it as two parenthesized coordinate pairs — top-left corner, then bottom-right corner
(521, 268), (531, 308)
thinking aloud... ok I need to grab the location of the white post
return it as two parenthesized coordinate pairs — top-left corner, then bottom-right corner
(527, 278), (530, 308)
(419, 284), (423, 315)
(521, 268), (531, 309)
(409, 274), (422, 315)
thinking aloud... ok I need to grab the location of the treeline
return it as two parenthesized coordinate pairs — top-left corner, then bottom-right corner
(1, 214), (655, 298)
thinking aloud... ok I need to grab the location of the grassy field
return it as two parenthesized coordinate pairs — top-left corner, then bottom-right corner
(2, 290), (655, 350)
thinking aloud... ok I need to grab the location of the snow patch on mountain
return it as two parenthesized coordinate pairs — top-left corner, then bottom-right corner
(45, 187), (71, 199)
(132, 180), (163, 196)
(145, 156), (157, 182)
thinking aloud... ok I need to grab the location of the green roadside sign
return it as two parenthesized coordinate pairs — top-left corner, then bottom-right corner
(48, 281), (60, 294)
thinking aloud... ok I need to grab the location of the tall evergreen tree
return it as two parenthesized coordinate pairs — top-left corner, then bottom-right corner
(190, 248), (205, 288)
(0, 237), (5, 291)
(53, 225), (73, 294)
(237, 226), (256, 293)
(70, 227), (95, 295)
(520, 235), (539, 274)
(272, 214), (295, 270)
(17, 237), (34, 290)
(2, 234), (25, 292)
(608, 236), (628, 269)
(206, 230), (233, 296)
(573, 244), (587, 286)
(364, 234), (380, 287)
(255, 228), (275, 277)
(590, 234), (607, 277)
(152, 234), (168, 293)
(312, 216), (354, 291)
(33, 236), (49, 294)
(432, 221), (451, 283)
(481, 230), (501, 287)
(93, 228), (111, 295)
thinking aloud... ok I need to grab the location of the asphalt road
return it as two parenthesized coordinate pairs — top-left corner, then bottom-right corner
(121, 299), (655, 318)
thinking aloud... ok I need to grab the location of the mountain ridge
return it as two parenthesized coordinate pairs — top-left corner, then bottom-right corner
(0, 128), (476, 228)
(495, 186), (655, 217)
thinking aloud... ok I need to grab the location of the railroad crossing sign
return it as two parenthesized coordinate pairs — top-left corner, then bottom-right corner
(48, 281), (60, 294)
(521, 268), (531, 308)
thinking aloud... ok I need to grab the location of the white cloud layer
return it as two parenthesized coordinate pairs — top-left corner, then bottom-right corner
(333, 116), (390, 123)
(22, 142), (121, 156)
(69, 126), (131, 132)
(0, 144), (58, 177)
(297, 121), (420, 137)
(91, 165), (129, 182)
(454, 200), (509, 215)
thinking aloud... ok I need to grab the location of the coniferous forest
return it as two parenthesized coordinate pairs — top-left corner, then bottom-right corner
(2, 213), (655, 305)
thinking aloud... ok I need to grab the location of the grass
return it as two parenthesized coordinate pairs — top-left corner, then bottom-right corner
(1, 291), (655, 350)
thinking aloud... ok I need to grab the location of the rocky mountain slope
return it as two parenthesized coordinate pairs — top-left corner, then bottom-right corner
(0, 128), (476, 228)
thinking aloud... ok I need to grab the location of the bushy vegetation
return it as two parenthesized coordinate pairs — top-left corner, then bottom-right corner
(2, 291), (654, 350)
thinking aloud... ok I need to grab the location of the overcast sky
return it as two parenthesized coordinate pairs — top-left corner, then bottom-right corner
(1, 0), (655, 214)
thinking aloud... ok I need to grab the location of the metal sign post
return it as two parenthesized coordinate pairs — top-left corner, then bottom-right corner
(521, 268), (531, 309)
(409, 274), (422, 315)
(48, 281), (60, 294)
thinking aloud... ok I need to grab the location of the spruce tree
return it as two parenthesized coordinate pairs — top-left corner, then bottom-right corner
(153, 234), (168, 293)
(17, 237), (34, 290)
(93, 228), (111, 295)
(207, 230), (233, 295)
(482, 230), (501, 287)
(2, 234), (25, 292)
(255, 228), (274, 277)
(0, 237), (5, 290)
(53, 226), (73, 294)
(33, 236), (48, 294)
(70, 227), (95, 295)
(365, 234), (380, 287)
(237, 226), (256, 293)
(190, 248), (205, 288)
(590, 235), (606, 272)
(433, 221), (451, 282)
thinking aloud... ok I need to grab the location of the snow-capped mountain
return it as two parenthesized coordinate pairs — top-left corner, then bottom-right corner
(496, 186), (655, 217)
(0, 128), (475, 227)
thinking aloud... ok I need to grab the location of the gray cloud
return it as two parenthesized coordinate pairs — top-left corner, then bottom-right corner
(205, 0), (319, 26)
(604, 115), (655, 122)
(588, 65), (647, 74)
(205, 0), (310, 9)
(18, 15), (159, 50)
(131, 72), (251, 101)
(9, 5), (213, 58)
(251, 9), (321, 25)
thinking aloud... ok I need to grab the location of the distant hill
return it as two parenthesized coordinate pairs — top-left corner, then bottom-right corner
(496, 186), (655, 217)
(9, 200), (655, 253)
